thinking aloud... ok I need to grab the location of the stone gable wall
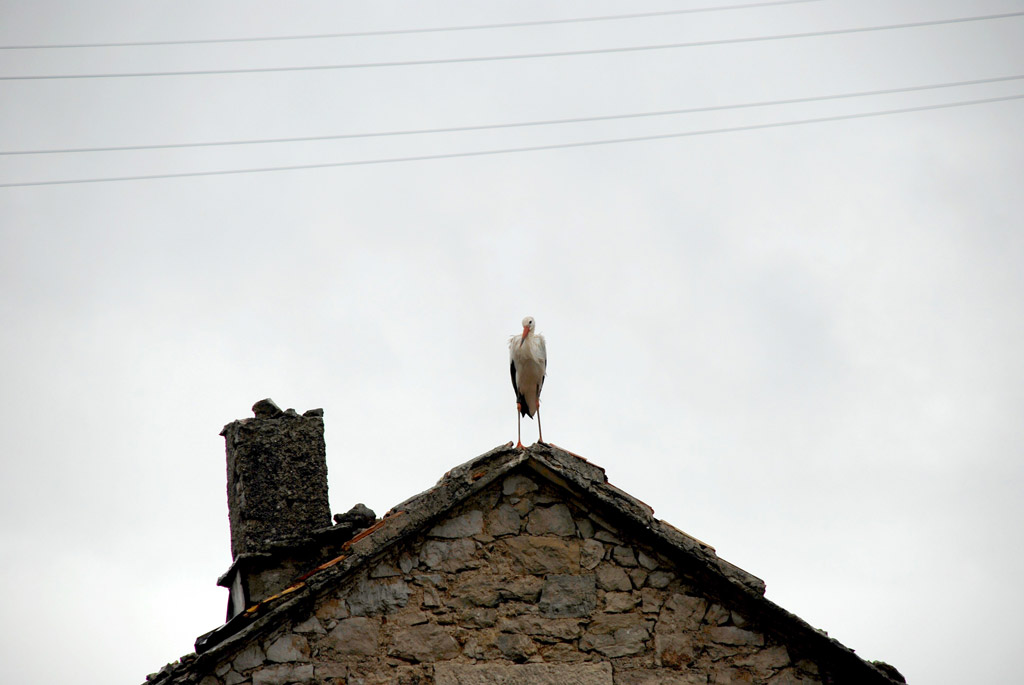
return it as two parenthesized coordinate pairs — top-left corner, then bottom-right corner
(197, 471), (824, 685)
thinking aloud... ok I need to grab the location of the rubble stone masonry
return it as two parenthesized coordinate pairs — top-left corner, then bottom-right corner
(197, 472), (823, 685)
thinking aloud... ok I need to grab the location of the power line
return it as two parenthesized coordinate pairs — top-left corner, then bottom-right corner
(3, 75), (1021, 156)
(2, 12), (1021, 81)
(2, 93), (1020, 189)
(0, 0), (822, 50)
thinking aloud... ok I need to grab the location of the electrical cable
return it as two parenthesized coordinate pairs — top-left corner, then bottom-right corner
(0, 1), (823, 50)
(1, 93), (1019, 188)
(1, 12), (1020, 81)
(3, 74), (1021, 156)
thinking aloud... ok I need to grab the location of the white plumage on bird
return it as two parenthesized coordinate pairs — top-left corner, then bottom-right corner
(509, 316), (547, 448)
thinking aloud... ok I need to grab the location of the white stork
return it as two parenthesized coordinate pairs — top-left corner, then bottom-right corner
(509, 316), (547, 449)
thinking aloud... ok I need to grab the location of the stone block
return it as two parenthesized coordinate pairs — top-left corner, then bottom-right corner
(496, 632), (538, 661)
(660, 593), (708, 631)
(704, 641), (743, 662)
(581, 613), (652, 657)
(389, 623), (460, 663)
(733, 645), (790, 671)
(292, 617), (325, 634)
(586, 611), (652, 635)
(576, 517), (595, 539)
(252, 663), (315, 685)
(654, 594), (709, 668)
(655, 632), (699, 670)
(369, 562), (402, 578)
(412, 573), (446, 589)
(434, 662), (613, 685)
(498, 575), (544, 603)
(461, 635), (489, 661)
(580, 629), (647, 657)
(646, 571), (673, 589)
(314, 663), (349, 681)
(232, 644), (266, 672)
(616, 670), (709, 685)
(538, 574), (596, 618)
(769, 669), (806, 685)
(580, 539), (605, 570)
(511, 497), (535, 516)
(346, 578), (410, 616)
(538, 642), (587, 663)
(593, 530), (623, 545)
(459, 607), (497, 628)
(525, 504), (576, 537)
(487, 504), (522, 537)
(612, 545), (638, 567)
(532, 494), (561, 505)
(498, 615), (584, 642)
(708, 626), (765, 646)
(429, 510), (484, 538)
(316, 598), (349, 621)
(603, 591), (640, 613)
(398, 553), (418, 574)
(637, 550), (659, 570)
(421, 585), (442, 608)
(640, 588), (666, 614)
(328, 617), (380, 657)
(704, 603), (730, 626)
(420, 538), (479, 572)
(395, 610), (431, 626)
(504, 537), (580, 575)
(449, 576), (502, 608)
(596, 564), (632, 592)
(629, 568), (648, 589)
(265, 634), (309, 663)
(503, 475), (539, 496)
(223, 671), (246, 685)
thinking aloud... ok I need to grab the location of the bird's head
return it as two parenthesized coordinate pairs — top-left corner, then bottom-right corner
(521, 316), (535, 340)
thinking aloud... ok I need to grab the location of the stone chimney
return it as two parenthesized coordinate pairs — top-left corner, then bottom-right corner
(217, 399), (334, 619)
(221, 398), (331, 558)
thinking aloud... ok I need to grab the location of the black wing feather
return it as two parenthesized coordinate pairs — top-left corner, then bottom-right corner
(510, 360), (529, 417)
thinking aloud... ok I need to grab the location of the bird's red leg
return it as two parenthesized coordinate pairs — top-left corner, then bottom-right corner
(536, 402), (544, 445)
(516, 403), (524, 449)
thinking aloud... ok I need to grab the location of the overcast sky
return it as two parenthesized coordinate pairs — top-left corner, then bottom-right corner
(1, 1), (1022, 683)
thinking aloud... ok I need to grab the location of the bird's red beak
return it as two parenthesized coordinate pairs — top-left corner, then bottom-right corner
(521, 326), (529, 341)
